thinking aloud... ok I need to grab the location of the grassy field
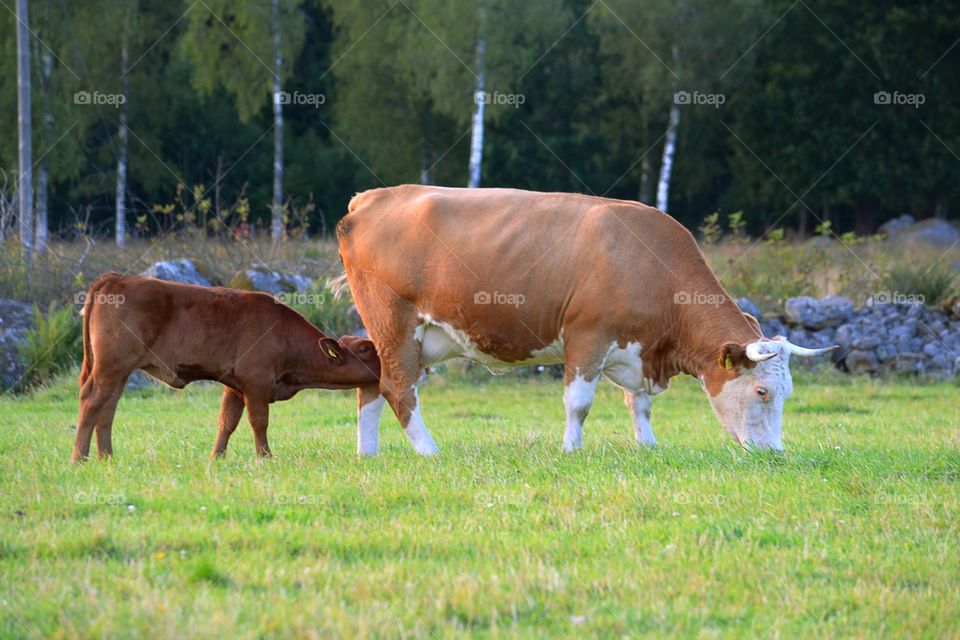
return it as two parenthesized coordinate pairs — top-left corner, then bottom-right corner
(0, 371), (958, 638)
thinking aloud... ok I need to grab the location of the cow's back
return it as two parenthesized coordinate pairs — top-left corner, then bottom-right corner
(338, 185), (715, 358)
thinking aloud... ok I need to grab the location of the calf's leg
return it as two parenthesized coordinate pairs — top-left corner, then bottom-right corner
(561, 338), (608, 452)
(211, 388), (245, 459)
(244, 394), (272, 458)
(73, 373), (126, 462)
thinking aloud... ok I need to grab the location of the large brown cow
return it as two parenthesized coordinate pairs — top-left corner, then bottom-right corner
(72, 273), (380, 462)
(336, 185), (835, 456)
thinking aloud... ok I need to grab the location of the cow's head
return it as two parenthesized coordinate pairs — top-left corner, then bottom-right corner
(703, 336), (835, 451)
(319, 335), (381, 385)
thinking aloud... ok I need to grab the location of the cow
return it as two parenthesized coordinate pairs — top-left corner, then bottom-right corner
(335, 185), (836, 456)
(72, 273), (381, 463)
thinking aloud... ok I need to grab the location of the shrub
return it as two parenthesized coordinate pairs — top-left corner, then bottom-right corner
(884, 263), (957, 307)
(287, 285), (359, 337)
(17, 302), (83, 389)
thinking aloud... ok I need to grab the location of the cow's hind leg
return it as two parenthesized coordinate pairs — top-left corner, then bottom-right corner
(73, 372), (126, 462)
(211, 388), (245, 459)
(347, 278), (438, 456)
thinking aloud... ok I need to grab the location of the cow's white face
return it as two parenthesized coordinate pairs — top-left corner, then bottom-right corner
(707, 344), (793, 451)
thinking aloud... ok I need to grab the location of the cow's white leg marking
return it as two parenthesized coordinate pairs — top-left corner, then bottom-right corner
(625, 391), (657, 447)
(357, 394), (386, 456)
(563, 374), (598, 452)
(405, 388), (439, 456)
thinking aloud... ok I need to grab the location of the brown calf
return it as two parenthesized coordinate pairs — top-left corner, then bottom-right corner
(72, 273), (380, 462)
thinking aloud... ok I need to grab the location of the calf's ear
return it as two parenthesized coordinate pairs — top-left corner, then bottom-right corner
(717, 342), (750, 371)
(320, 338), (343, 362)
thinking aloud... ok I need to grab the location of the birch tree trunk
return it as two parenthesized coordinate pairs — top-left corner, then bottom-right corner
(115, 40), (129, 247)
(639, 153), (652, 204)
(467, 2), (486, 189)
(36, 49), (52, 254)
(16, 0), (33, 263)
(655, 103), (680, 212)
(271, 0), (284, 242)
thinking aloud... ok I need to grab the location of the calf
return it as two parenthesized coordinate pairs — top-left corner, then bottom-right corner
(72, 273), (380, 462)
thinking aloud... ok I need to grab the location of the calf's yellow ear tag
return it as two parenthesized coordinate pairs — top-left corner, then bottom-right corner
(326, 347), (340, 359)
(723, 354), (734, 369)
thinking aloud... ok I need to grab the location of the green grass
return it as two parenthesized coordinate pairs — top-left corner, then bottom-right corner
(0, 372), (958, 638)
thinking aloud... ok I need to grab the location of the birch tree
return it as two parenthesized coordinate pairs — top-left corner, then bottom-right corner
(115, 28), (130, 247)
(16, 0), (32, 263)
(181, 0), (305, 240)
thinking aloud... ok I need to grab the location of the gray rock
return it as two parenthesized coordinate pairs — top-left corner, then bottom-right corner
(125, 370), (156, 390)
(141, 259), (211, 286)
(238, 264), (312, 295)
(736, 297), (762, 319)
(760, 317), (788, 339)
(878, 214), (915, 237)
(893, 353), (925, 374)
(0, 300), (34, 389)
(845, 349), (879, 375)
(784, 295), (853, 329)
(896, 219), (960, 248)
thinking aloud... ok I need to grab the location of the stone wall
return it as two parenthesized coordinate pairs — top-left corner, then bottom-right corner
(739, 295), (960, 378)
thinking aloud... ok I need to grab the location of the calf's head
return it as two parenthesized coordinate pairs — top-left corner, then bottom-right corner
(317, 335), (381, 386)
(703, 337), (835, 451)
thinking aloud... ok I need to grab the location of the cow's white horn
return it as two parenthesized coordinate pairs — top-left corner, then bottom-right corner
(745, 342), (778, 362)
(785, 342), (838, 357)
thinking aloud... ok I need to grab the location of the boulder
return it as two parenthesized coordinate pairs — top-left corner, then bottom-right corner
(141, 259), (211, 286)
(0, 300), (34, 389)
(231, 264), (313, 295)
(895, 218), (960, 248)
(784, 295), (853, 329)
(736, 297), (762, 319)
(878, 214), (915, 237)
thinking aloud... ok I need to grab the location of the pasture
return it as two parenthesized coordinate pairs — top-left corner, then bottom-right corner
(1, 371), (958, 637)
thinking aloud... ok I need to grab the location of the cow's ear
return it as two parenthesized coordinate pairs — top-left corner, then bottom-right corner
(320, 338), (342, 362)
(717, 342), (750, 371)
(742, 312), (762, 336)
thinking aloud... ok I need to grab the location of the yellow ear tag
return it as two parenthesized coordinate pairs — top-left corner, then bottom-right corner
(724, 354), (734, 369)
(326, 347), (339, 359)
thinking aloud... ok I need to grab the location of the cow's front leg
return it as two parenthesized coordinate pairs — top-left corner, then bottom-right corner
(357, 383), (385, 456)
(244, 394), (272, 458)
(624, 391), (657, 447)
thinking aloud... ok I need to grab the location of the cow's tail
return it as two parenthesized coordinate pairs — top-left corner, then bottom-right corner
(326, 272), (350, 301)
